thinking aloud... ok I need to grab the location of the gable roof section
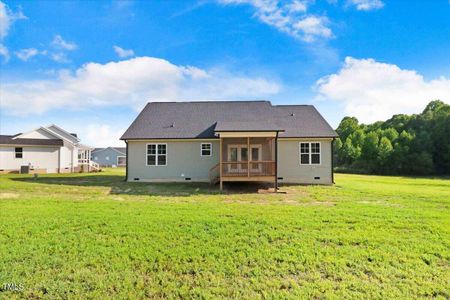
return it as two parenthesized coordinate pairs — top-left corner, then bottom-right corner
(45, 124), (80, 143)
(0, 135), (64, 146)
(92, 147), (126, 155)
(14, 124), (80, 145)
(121, 101), (337, 140)
(271, 105), (337, 138)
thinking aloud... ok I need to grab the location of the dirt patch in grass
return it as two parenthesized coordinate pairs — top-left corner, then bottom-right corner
(307, 201), (336, 206)
(0, 192), (20, 199)
(358, 200), (402, 207)
(222, 197), (336, 206)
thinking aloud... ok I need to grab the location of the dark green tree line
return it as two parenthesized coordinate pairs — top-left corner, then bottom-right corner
(334, 100), (450, 175)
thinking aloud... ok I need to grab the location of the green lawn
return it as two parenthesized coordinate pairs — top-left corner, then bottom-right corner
(0, 169), (449, 299)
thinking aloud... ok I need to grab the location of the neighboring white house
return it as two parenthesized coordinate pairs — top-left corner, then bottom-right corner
(0, 124), (99, 174)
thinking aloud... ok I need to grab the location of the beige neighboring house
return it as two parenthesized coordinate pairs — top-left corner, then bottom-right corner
(0, 124), (99, 174)
(121, 101), (338, 189)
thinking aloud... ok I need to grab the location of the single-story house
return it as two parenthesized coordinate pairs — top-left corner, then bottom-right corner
(0, 124), (98, 174)
(121, 101), (338, 189)
(91, 147), (126, 167)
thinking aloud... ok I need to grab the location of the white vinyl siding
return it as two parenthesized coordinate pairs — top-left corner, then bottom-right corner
(127, 140), (219, 181)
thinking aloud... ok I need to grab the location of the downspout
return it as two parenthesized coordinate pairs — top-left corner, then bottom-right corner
(58, 147), (61, 173)
(125, 140), (129, 182)
(71, 146), (74, 173)
(331, 138), (335, 184)
(275, 132), (279, 191)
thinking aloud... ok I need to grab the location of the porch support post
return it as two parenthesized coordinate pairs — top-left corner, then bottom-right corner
(247, 136), (250, 178)
(219, 137), (223, 190)
(275, 132), (279, 191)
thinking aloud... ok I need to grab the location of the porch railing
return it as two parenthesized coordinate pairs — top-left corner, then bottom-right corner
(78, 159), (100, 171)
(209, 163), (220, 184)
(222, 161), (275, 177)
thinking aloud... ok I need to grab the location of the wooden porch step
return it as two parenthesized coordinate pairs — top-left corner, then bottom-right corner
(221, 176), (276, 182)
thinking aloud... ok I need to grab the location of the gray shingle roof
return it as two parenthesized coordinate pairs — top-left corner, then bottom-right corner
(113, 147), (126, 154)
(121, 101), (337, 140)
(215, 121), (284, 132)
(92, 147), (126, 154)
(0, 135), (64, 146)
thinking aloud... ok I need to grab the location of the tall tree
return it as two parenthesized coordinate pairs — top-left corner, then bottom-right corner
(336, 117), (359, 143)
(334, 100), (450, 175)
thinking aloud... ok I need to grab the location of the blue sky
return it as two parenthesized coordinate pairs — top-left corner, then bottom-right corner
(1, 0), (449, 146)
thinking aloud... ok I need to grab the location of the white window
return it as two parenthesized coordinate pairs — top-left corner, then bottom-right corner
(105, 156), (109, 161)
(94, 156), (98, 160)
(300, 142), (321, 165)
(117, 156), (126, 166)
(147, 144), (167, 166)
(201, 143), (212, 156)
(15, 147), (23, 159)
(311, 142), (321, 164)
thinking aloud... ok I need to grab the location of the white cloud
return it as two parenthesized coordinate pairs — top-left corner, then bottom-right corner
(85, 124), (126, 147)
(0, 1), (26, 62)
(347, 0), (384, 11)
(15, 48), (39, 61)
(51, 35), (77, 51)
(47, 35), (77, 63)
(0, 43), (9, 61)
(315, 57), (450, 123)
(287, 0), (307, 13)
(51, 52), (70, 63)
(218, 0), (333, 43)
(1, 56), (280, 115)
(294, 16), (332, 42)
(113, 45), (135, 58)
(0, 1), (26, 40)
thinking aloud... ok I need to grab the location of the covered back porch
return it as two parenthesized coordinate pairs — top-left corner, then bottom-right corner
(210, 122), (283, 190)
(78, 144), (100, 172)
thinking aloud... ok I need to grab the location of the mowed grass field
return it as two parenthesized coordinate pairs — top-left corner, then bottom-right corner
(0, 169), (449, 299)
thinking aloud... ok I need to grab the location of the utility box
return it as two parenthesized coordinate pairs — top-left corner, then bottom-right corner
(20, 165), (30, 174)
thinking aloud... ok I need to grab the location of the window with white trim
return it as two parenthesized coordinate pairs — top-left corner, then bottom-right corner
(311, 142), (320, 164)
(300, 143), (309, 164)
(15, 147), (23, 159)
(300, 142), (320, 165)
(147, 144), (167, 166)
(201, 143), (212, 156)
